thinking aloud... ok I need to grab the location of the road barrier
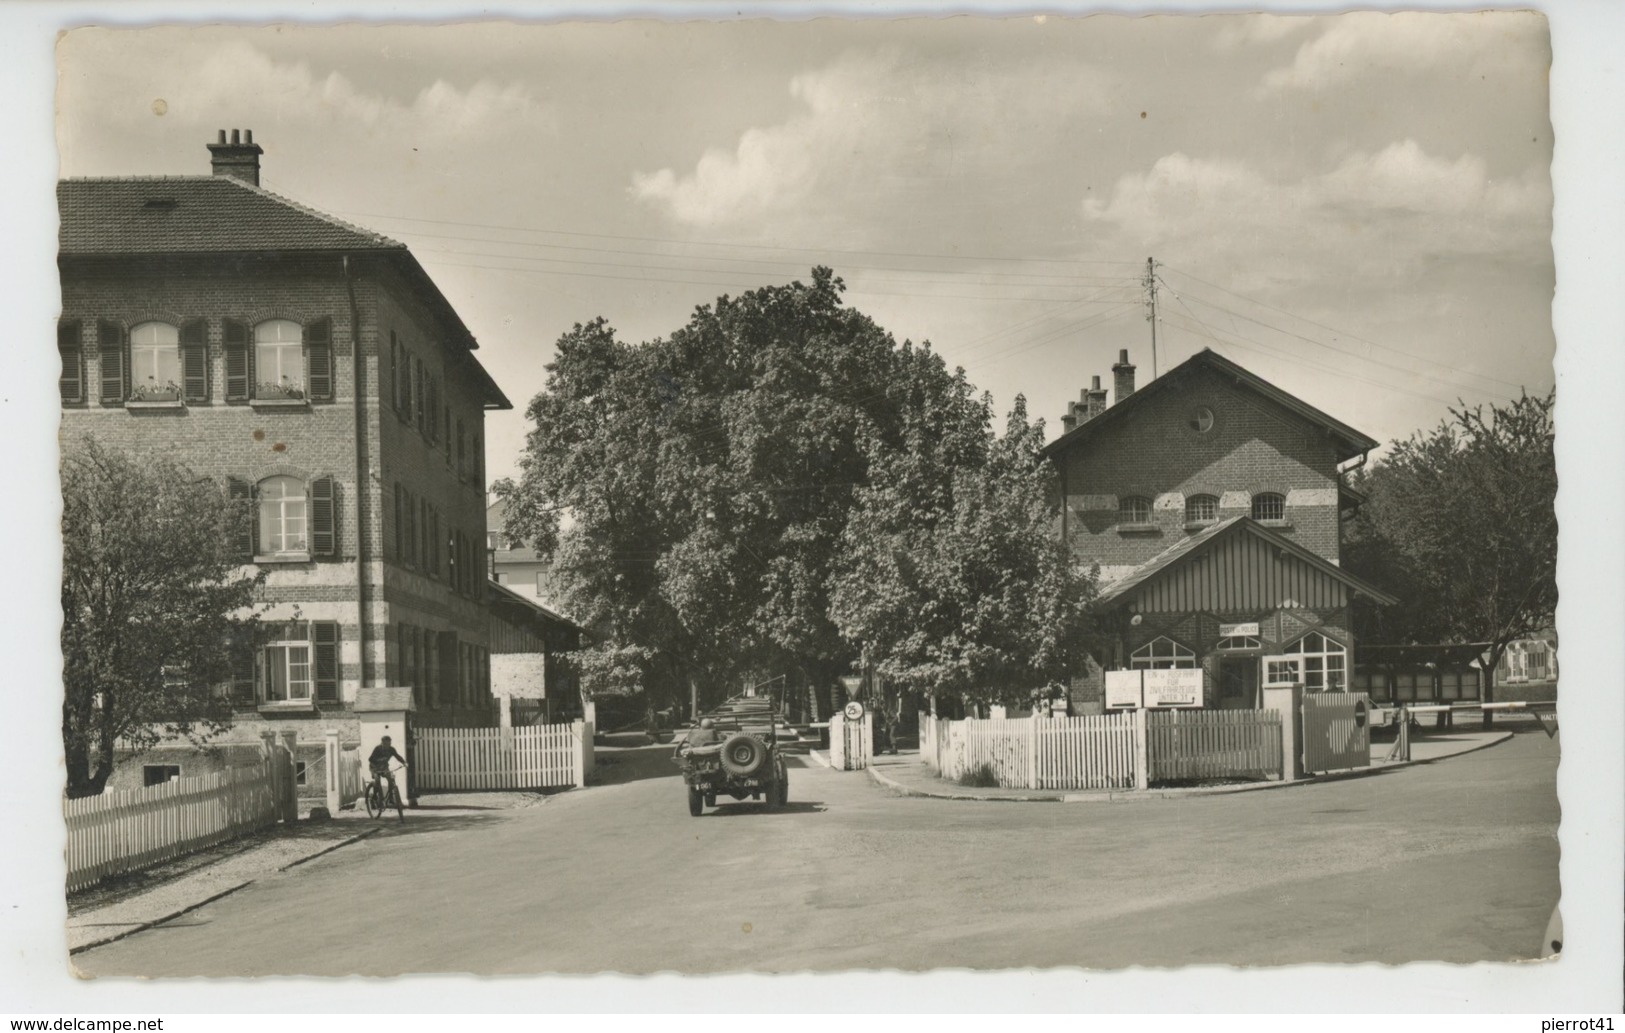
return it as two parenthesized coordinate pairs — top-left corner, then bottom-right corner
(413, 720), (592, 791)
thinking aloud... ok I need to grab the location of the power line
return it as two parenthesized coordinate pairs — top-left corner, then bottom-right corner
(330, 205), (1143, 270)
(1157, 263), (1524, 393)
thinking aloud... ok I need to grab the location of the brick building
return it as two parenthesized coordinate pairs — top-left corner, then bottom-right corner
(58, 130), (580, 792)
(1044, 347), (1396, 713)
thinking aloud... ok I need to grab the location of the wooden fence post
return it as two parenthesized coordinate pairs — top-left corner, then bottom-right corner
(571, 719), (587, 788)
(1028, 713), (1039, 790)
(324, 729), (340, 816)
(1133, 707), (1149, 791)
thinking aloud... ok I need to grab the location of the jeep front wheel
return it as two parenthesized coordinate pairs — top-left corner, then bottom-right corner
(687, 786), (704, 817)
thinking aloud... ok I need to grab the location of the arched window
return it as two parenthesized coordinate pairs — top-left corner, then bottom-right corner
(255, 319), (304, 399)
(1185, 494), (1219, 525)
(258, 475), (308, 556)
(1119, 495), (1153, 527)
(1130, 636), (1197, 670)
(1250, 492), (1286, 522)
(1283, 631), (1347, 691)
(130, 322), (180, 399)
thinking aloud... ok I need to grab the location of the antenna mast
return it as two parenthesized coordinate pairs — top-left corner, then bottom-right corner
(1143, 256), (1159, 378)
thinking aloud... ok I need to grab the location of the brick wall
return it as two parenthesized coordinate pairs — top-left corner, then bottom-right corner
(1056, 364), (1343, 569)
(61, 253), (501, 719)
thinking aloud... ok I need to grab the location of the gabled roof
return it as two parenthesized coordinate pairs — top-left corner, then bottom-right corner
(1094, 515), (1399, 608)
(58, 176), (404, 255)
(1042, 348), (1379, 464)
(58, 175), (512, 411)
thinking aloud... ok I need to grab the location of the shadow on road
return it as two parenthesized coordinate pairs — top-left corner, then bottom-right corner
(701, 801), (826, 817)
(591, 745), (684, 787)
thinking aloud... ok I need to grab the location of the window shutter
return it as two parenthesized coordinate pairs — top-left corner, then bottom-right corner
(180, 319), (208, 403)
(230, 628), (257, 705)
(313, 622), (340, 703)
(224, 319), (251, 401)
(97, 320), (126, 405)
(393, 483), (404, 561)
(305, 318), (333, 400)
(228, 477), (257, 559)
(310, 476), (337, 557)
(58, 320), (83, 404)
(388, 333), (399, 412)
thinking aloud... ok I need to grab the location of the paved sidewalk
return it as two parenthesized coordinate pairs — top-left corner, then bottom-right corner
(67, 789), (550, 955)
(861, 728), (1516, 803)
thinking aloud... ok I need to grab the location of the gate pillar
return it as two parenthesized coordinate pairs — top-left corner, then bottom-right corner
(355, 686), (417, 805)
(1262, 683), (1304, 781)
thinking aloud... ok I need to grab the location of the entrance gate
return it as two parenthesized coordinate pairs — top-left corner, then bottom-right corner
(1301, 692), (1371, 773)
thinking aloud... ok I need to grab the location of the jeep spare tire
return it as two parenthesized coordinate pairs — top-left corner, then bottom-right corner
(719, 733), (767, 776)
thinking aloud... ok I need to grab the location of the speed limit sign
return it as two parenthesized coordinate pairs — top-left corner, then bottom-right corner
(843, 701), (865, 721)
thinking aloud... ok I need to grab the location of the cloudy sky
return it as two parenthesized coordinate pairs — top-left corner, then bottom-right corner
(56, 12), (1555, 484)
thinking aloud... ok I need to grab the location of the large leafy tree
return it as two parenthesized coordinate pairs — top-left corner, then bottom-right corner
(60, 437), (264, 797)
(498, 268), (1093, 723)
(1344, 390), (1556, 702)
(830, 394), (1098, 733)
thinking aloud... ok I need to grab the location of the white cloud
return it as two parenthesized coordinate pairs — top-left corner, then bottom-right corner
(631, 49), (1109, 230)
(183, 41), (549, 141)
(1262, 11), (1548, 93)
(1081, 140), (1551, 286)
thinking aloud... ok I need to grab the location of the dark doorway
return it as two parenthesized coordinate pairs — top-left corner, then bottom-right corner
(1216, 657), (1259, 710)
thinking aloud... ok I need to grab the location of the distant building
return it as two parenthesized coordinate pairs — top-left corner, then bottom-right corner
(59, 130), (582, 791)
(1043, 348), (1397, 712)
(486, 497), (565, 607)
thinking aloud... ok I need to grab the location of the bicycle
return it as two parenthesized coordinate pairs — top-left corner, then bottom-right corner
(364, 762), (406, 821)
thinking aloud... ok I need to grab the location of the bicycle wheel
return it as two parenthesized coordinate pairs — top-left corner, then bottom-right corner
(388, 783), (404, 820)
(364, 782), (383, 819)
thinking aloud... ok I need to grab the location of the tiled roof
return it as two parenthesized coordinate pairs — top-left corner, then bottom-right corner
(1094, 515), (1399, 608)
(1042, 348), (1380, 463)
(58, 176), (405, 255)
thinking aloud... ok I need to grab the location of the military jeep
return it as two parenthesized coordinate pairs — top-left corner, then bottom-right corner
(674, 696), (789, 816)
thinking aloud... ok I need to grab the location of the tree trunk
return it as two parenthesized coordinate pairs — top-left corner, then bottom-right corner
(1482, 643), (1506, 730)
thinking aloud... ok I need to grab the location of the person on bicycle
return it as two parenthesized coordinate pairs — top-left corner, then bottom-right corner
(369, 736), (406, 797)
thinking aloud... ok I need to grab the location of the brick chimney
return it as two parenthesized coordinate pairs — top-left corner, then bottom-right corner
(1086, 375), (1109, 419)
(1112, 349), (1136, 405)
(207, 129), (263, 186)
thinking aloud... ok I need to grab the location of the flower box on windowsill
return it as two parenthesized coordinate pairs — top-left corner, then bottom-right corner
(258, 699), (316, 714)
(126, 398), (186, 411)
(251, 395), (311, 411)
(254, 551), (312, 565)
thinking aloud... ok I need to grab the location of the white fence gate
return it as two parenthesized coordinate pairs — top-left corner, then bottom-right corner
(413, 721), (592, 790)
(64, 762), (280, 893)
(827, 711), (873, 770)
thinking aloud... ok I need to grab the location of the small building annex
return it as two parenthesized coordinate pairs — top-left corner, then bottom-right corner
(1044, 348), (1397, 713)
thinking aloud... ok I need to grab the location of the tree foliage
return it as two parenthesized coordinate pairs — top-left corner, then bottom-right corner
(1344, 390), (1556, 693)
(61, 437), (264, 797)
(496, 268), (1094, 719)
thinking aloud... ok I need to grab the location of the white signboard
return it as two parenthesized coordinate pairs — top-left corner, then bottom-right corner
(490, 652), (546, 699)
(1104, 669), (1144, 709)
(1143, 668), (1205, 708)
(1220, 622), (1260, 638)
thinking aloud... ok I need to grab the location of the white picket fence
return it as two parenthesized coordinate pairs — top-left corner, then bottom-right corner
(921, 712), (1142, 790)
(413, 720), (591, 791)
(64, 763), (280, 893)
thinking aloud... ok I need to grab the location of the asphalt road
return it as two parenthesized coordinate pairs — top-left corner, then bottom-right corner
(74, 730), (1560, 976)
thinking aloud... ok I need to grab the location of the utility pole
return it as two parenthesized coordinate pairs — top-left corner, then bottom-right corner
(1143, 256), (1159, 378)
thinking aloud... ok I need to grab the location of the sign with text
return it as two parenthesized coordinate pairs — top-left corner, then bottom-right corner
(1105, 669), (1143, 709)
(1220, 622), (1260, 638)
(491, 652), (547, 699)
(1143, 668), (1205, 707)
